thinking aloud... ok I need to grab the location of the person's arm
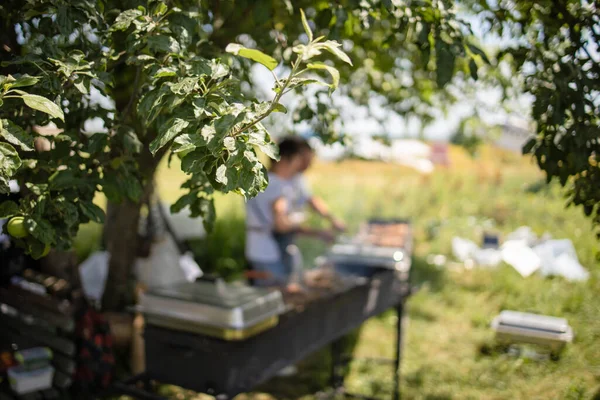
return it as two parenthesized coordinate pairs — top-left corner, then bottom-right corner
(308, 196), (346, 232)
(272, 197), (334, 241)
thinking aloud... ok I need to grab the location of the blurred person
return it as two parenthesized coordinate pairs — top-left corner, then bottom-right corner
(293, 138), (346, 232)
(245, 136), (345, 288)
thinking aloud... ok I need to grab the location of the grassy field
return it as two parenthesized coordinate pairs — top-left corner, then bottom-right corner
(81, 145), (600, 399)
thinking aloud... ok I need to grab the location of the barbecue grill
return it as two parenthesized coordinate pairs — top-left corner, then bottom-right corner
(110, 219), (414, 400)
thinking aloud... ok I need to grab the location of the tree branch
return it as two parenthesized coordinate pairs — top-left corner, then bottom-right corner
(231, 56), (302, 138)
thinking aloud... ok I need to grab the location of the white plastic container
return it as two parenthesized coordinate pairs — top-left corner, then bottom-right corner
(8, 365), (55, 394)
(491, 311), (573, 351)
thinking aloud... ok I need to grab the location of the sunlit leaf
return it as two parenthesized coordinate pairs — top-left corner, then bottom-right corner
(148, 35), (181, 54)
(21, 94), (64, 121)
(112, 9), (143, 31)
(9, 75), (39, 89)
(0, 142), (21, 176)
(300, 9), (313, 42)
(215, 164), (228, 185)
(307, 62), (340, 93)
(317, 41), (352, 65)
(150, 118), (190, 155)
(226, 43), (278, 71)
(0, 119), (34, 151)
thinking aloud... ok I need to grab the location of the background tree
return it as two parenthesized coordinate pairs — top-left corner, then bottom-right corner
(467, 0), (600, 240)
(0, 0), (493, 311)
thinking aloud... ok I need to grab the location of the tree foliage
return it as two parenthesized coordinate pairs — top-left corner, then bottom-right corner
(469, 0), (600, 238)
(0, 0), (485, 263)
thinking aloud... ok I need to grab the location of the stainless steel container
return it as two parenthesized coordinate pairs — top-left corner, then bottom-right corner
(140, 279), (285, 332)
(326, 243), (410, 271)
(491, 310), (574, 350)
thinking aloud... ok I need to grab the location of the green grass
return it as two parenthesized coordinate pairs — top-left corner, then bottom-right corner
(82, 145), (600, 399)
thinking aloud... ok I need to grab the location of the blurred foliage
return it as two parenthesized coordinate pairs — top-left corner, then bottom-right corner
(466, 0), (600, 239)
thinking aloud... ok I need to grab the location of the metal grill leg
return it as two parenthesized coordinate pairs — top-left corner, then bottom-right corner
(393, 302), (405, 400)
(331, 338), (345, 391)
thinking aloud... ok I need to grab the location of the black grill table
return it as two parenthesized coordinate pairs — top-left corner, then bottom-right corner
(113, 268), (412, 400)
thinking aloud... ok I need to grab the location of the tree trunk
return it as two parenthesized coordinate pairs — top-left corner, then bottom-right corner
(101, 148), (164, 311)
(101, 198), (144, 311)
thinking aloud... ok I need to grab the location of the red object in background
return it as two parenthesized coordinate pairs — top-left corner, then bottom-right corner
(430, 142), (450, 166)
(73, 302), (116, 394)
(0, 351), (16, 373)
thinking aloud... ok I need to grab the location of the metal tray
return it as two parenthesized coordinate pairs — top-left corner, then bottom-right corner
(326, 243), (410, 271)
(144, 312), (279, 341)
(491, 311), (573, 350)
(140, 280), (285, 330)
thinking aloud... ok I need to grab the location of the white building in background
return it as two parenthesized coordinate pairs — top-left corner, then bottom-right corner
(312, 136), (434, 173)
(494, 119), (534, 153)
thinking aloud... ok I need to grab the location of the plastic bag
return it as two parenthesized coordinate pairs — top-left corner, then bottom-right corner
(501, 241), (541, 277)
(79, 251), (109, 302)
(551, 253), (589, 281)
(452, 237), (479, 262)
(505, 226), (538, 247)
(534, 240), (588, 281)
(135, 234), (197, 288)
(178, 252), (203, 282)
(473, 248), (502, 267)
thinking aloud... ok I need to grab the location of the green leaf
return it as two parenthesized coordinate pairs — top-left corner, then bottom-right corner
(154, 2), (168, 16)
(24, 217), (55, 245)
(181, 149), (211, 174)
(153, 67), (178, 79)
(137, 84), (170, 123)
(249, 128), (279, 160)
(21, 94), (64, 121)
(74, 77), (89, 94)
(48, 170), (78, 190)
(25, 182), (48, 196)
(123, 173), (143, 201)
(122, 130), (142, 154)
(0, 142), (21, 176)
(0, 177), (9, 195)
(0, 119), (34, 151)
(170, 77), (198, 95)
(148, 35), (181, 54)
(27, 238), (49, 259)
(272, 103), (288, 113)
(307, 62), (340, 93)
(213, 114), (237, 138)
(469, 59), (478, 80)
(10, 75), (39, 89)
(226, 44), (278, 71)
(522, 137), (537, 155)
(171, 192), (195, 214)
(223, 137), (236, 152)
(0, 201), (19, 219)
(300, 9), (313, 42)
(435, 41), (455, 88)
(149, 118), (190, 155)
(317, 41), (353, 65)
(78, 201), (105, 223)
(215, 164), (228, 185)
(198, 198), (216, 232)
(112, 9), (143, 31)
(467, 43), (490, 64)
(172, 134), (196, 154)
(286, 77), (328, 90)
(88, 133), (108, 154)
